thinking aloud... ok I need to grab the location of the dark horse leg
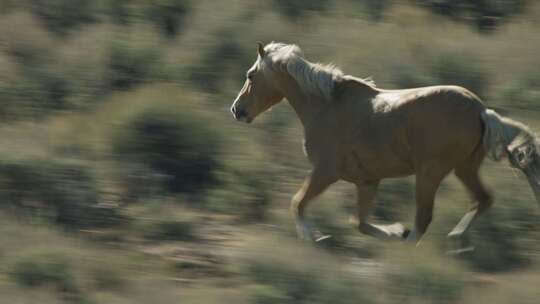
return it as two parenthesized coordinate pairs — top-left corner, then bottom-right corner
(407, 165), (449, 245)
(354, 181), (409, 240)
(448, 149), (493, 249)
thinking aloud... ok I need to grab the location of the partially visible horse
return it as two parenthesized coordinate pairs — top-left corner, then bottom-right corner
(230, 42), (540, 246)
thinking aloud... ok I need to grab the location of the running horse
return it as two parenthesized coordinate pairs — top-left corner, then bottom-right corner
(230, 42), (540, 245)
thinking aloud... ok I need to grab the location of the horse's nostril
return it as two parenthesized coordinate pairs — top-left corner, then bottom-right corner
(231, 106), (248, 121)
(237, 109), (247, 118)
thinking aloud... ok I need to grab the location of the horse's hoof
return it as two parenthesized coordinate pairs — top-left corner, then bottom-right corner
(446, 233), (474, 255)
(402, 228), (411, 239)
(296, 222), (315, 241)
(447, 246), (475, 255)
(387, 222), (409, 240)
(314, 234), (332, 242)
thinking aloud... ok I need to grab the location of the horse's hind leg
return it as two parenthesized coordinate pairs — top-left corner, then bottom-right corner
(448, 153), (493, 241)
(354, 181), (409, 240)
(407, 167), (449, 245)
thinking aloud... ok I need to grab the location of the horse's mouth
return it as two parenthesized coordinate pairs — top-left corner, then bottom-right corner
(234, 115), (253, 123)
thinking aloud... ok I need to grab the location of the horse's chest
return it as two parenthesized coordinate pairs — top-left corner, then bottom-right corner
(302, 130), (342, 165)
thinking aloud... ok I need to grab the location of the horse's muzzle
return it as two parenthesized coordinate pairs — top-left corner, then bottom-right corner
(231, 106), (252, 123)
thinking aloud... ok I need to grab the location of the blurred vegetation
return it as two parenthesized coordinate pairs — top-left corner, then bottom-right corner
(187, 36), (248, 93)
(0, 0), (539, 303)
(29, 0), (98, 36)
(242, 239), (373, 304)
(106, 40), (163, 91)
(391, 52), (489, 97)
(271, 0), (334, 20)
(386, 248), (466, 304)
(499, 72), (540, 109)
(111, 107), (220, 194)
(414, 0), (529, 32)
(430, 52), (489, 96)
(138, 218), (196, 241)
(144, 0), (191, 38)
(10, 251), (77, 292)
(0, 156), (123, 229)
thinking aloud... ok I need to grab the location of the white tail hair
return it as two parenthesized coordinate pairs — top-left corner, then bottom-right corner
(481, 109), (540, 205)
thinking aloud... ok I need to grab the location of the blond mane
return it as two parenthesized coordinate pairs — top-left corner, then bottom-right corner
(261, 42), (375, 101)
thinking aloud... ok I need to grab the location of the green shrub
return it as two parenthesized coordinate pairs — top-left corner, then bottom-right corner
(389, 262), (464, 304)
(0, 18), (77, 118)
(95, 0), (192, 35)
(29, 0), (98, 36)
(187, 38), (247, 93)
(0, 65), (76, 120)
(107, 41), (163, 91)
(112, 108), (222, 195)
(355, 0), (394, 21)
(115, 163), (169, 204)
(414, 0), (528, 32)
(248, 285), (291, 304)
(13, 65), (72, 113)
(385, 248), (465, 304)
(0, 157), (122, 228)
(391, 63), (436, 89)
(430, 52), (489, 97)
(3, 36), (50, 67)
(204, 171), (269, 221)
(243, 247), (372, 304)
(458, 207), (537, 272)
(100, 0), (133, 25)
(389, 53), (488, 95)
(499, 73), (540, 109)
(138, 218), (196, 241)
(90, 263), (126, 291)
(271, 0), (334, 21)
(144, 0), (191, 38)
(10, 251), (77, 292)
(247, 260), (322, 303)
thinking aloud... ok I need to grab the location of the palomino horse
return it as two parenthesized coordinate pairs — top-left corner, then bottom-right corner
(230, 42), (540, 245)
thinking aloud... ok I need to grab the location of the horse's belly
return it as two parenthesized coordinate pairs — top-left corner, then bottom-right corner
(342, 149), (414, 182)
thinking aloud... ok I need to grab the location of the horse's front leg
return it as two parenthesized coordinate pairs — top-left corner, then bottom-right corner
(353, 181), (409, 240)
(290, 166), (337, 241)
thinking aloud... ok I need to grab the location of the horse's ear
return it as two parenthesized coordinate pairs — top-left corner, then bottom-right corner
(256, 42), (265, 57)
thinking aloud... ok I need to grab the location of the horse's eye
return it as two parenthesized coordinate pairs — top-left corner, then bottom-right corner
(247, 73), (254, 81)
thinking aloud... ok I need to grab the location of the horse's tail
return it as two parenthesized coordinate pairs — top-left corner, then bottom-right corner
(481, 108), (540, 206)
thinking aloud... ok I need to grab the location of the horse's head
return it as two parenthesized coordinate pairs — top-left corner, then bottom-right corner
(230, 42), (283, 123)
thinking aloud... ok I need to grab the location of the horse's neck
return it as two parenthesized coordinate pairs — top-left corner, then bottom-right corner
(279, 76), (327, 128)
(279, 72), (380, 128)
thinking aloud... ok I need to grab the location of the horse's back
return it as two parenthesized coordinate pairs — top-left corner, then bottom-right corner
(396, 85), (486, 171)
(353, 85), (486, 178)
